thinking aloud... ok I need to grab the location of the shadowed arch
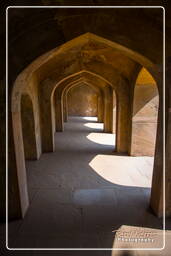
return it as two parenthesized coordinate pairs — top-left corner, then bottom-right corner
(10, 32), (162, 219)
(49, 71), (122, 153)
(12, 32), (160, 112)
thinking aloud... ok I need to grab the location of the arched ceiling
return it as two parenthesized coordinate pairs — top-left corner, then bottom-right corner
(5, 4), (167, 86)
(51, 69), (113, 100)
(36, 33), (140, 84)
(65, 81), (101, 97)
(8, 5), (163, 62)
(13, 32), (161, 112)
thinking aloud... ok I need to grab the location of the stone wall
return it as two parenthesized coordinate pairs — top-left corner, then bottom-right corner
(67, 84), (98, 117)
(131, 84), (159, 156)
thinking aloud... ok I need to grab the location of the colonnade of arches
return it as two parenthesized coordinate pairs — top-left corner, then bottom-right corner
(63, 82), (104, 123)
(10, 33), (163, 219)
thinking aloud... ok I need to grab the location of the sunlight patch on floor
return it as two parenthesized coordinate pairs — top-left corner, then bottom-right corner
(87, 132), (115, 146)
(89, 154), (153, 188)
(84, 122), (104, 130)
(82, 116), (98, 121)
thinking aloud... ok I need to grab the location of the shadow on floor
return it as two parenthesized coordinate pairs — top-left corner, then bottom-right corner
(5, 116), (165, 254)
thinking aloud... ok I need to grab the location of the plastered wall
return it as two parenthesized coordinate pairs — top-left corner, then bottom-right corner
(67, 84), (98, 117)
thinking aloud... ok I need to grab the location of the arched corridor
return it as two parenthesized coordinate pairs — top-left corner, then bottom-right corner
(1, 4), (171, 254)
(9, 31), (165, 250)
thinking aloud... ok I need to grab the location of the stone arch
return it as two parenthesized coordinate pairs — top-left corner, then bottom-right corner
(11, 78), (42, 217)
(130, 68), (159, 156)
(54, 77), (103, 132)
(52, 73), (114, 132)
(62, 79), (105, 126)
(62, 80), (104, 124)
(10, 32), (162, 219)
(49, 70), (121, 151)
(11, 33), (160, 114)
(53, 75), (117, 149)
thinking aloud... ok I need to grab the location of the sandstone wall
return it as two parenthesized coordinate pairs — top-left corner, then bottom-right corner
(131, 84), (159, 156)
(67, 84), (98, 117)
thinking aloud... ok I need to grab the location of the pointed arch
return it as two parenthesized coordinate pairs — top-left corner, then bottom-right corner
(130, 67), (159, 156)
(10, 32), (162, 219)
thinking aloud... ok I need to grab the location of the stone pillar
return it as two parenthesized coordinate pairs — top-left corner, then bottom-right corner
(116, 79), (131, 153)
(150, 60), (171, 218)
(63, 92), (68, 123)
(97, 95), (104, 123)
(150, 99), (163, 217)
(112, 90), (117, 134)
(103, 87), (113, 133)
(165, 58), (171, 217)
(1, 82), (27, 220)
(166, 106), (171, 217)
(39, 86), (54, 152)
(0, 79), (6, 220)
(9, 110), (29, 219)
(21, 94), (39, 160)
(55, 92), (64, 132)
(150, 70), (163, 217)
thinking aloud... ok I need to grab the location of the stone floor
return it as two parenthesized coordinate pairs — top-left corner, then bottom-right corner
(2, 117), (171, 255)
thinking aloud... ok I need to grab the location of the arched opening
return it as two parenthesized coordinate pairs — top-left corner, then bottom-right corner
(8, 32), (164, 249)
(60, 80), (104, 128)
(52, 74), (117, 151)
(131, 68), (159, 156)
(60, 82), (117, 151)
(11, 33), (162, 214)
